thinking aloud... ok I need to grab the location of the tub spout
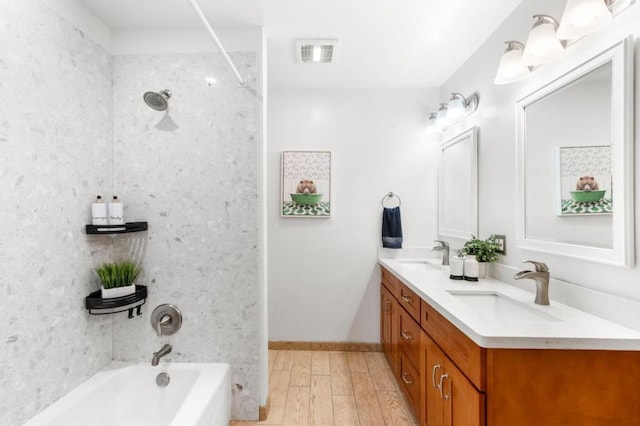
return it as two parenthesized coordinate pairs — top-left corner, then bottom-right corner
(151, 344), (172, 366)
(514, 261), (550, 305)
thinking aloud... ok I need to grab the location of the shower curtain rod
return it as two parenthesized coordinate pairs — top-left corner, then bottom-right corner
(186, 0), (247, 87)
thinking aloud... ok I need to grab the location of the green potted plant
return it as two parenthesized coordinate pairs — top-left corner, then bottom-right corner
(462, 235), (500, 278)
(96, 261), (140, 298)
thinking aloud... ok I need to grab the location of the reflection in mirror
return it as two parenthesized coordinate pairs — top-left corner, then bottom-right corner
(439, 126), (478, 239)
(516, 37), (633, 266)
(524, 63), (612, 248)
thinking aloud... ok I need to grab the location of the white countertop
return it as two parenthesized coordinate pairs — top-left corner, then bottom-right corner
(379, 249), (640, 351)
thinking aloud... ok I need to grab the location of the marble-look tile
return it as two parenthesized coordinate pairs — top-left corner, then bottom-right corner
(1, 1), (262, 423)
(0, 1), (114, 425)
(111, 52), (260, 420)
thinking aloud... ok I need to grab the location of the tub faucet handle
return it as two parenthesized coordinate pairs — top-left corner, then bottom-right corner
(150, 304), (183, 337)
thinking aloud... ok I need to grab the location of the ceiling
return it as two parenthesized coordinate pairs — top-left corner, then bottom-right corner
(77, 0), (522, 89)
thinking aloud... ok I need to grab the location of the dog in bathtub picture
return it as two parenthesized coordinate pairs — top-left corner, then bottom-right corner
(570, 176), (606, 205)
(559, 146), (612, 215)
(281, 151), (331, 217)
(560, 174), (610, 214)
(289, 179), (323, 207)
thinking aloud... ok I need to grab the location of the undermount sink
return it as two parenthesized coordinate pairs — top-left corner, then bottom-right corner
(446, 290), (560, 322)
(397, 258), (443, 270)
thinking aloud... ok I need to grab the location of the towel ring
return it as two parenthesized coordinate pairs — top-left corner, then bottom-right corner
(381, 192), (401, 208)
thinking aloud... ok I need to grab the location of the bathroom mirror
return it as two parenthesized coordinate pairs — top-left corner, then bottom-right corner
(438, 126), (478, 239)
(516, 37), (633, 267)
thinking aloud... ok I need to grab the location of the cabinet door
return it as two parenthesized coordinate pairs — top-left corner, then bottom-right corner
(442, 358), (485, 426)
(398, 306), (420, 368)
(398, 349), (421, 416)
(380, 284), (398, 374)
(422, 331), (445, 426)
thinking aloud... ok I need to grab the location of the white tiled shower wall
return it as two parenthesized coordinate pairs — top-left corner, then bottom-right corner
(0, 0), (261, 423)
(0, 1), (113, 424)
(111, 52), (260, 418)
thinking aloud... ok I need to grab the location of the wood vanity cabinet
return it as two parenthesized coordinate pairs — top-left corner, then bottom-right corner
(380, 270), (423, 417)
(380, 266), (640, 426)
(421, 330), (485, 426)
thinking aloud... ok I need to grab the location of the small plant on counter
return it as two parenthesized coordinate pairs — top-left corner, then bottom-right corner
(461, 235), (500, 263)
(96, 261), (140, 289)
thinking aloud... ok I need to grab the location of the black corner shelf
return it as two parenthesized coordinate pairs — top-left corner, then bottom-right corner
(85, 221), (148, 234)
(85, 285), (147, 318)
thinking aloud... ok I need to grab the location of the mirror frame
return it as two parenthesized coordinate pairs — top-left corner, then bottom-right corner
(438, 126), (478, 240)
(516, 36), (634, 267)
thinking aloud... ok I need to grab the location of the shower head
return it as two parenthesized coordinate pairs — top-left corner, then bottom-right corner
(143, 89), (171, 111)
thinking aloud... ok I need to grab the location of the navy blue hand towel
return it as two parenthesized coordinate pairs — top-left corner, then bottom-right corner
(382, 207), (403, 248)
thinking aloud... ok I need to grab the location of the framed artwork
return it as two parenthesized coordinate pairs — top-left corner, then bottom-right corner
(556, 145), (612, 215)
(281, 151), (331, 218)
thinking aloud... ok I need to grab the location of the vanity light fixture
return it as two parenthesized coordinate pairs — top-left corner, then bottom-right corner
(446, 93), (479, 122)
(435, 103), (450, 129)
(495, 41), (531, 85)
(521, 15), (564, 67)
(557, 0), (612, 40)
(427, 94), (480, 132)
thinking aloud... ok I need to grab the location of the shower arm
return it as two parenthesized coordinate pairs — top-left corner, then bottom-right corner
(186, 0), (247, 87)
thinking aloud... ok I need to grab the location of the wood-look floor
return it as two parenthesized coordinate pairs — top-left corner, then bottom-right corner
(231, 350), (418, 426)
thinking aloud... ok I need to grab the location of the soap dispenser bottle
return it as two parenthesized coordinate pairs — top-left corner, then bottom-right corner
(91, 195), (108, 225)
(108, 196), (124, 225)
(464, 254), (479, 282)
(449, 250), (464, 280)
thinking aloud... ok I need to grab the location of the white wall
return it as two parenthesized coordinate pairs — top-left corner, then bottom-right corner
(268, 88), (440, 342)
(440, 0), (640, 329)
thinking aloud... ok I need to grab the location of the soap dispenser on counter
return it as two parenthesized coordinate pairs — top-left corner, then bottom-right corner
(464, 255), (479, 282)
(449, 250), (464, 280)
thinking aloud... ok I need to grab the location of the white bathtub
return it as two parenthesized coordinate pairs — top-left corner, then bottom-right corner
(24, 362), (230, 426)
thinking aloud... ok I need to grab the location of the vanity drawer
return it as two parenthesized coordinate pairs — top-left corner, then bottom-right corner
(381, 266), (399, 298)
(398, 349), (420, 416)
(398, 306), (421, 368)
(398, 282), (421, 323)
(421, 299), (486, 391)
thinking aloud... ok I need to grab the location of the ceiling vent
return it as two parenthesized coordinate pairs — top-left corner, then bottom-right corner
(296, 39), (339, 63)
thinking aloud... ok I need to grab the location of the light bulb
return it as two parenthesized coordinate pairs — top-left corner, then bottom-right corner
(312, 46), (322, 62)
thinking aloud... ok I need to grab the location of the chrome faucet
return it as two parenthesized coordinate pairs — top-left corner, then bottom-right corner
(513, 261), (550, 305)
(431, 240), (450, 266)
(151, 344), (172, 366)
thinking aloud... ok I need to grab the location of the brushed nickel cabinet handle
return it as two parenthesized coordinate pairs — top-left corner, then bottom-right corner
(402, 294), (413, 303)
(437, 373), (449, 400)
(401, 372), (413, 385)
(401, 330), (412, 340)
(431, 364), (441, 389)
(384, 300), (390, 313)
